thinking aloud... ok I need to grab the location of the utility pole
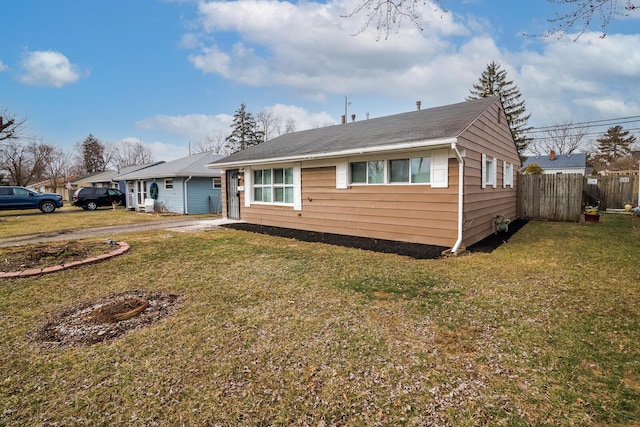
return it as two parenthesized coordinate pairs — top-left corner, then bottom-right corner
(344, 96), (351, 124)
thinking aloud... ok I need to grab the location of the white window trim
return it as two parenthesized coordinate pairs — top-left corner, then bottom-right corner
(244, 169), (252, 207)
(345, 154), (442, 187)
(248, 165), (301, 209)
(503, 161), (514, 188)
(213, 177), (222, 189)
(164, 178), (174, 190)
(482, 154), (497, 189)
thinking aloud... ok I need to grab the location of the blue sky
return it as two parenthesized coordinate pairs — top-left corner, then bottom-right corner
(1, 0), (639, 161)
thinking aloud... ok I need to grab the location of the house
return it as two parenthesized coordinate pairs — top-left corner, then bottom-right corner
(209, 97), (521, 253)
(29, 175), (80, 201)
(522, 151), (588, 175)
(117, 152), (224, 214)
(69, 171), (115, 201)
(85, 162), (165, 196)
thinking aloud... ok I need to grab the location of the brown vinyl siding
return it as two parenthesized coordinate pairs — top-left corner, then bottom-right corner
(217, 98), (522, 251)
(239, 165), (460, 247)
(458, 102), (520, 247)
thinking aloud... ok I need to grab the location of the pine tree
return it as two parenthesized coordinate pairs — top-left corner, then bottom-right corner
(593, 125), (636, 170)
(79, 134), (107, 173)
(225, 103), (264, 153)
(468, 61), (532, 159)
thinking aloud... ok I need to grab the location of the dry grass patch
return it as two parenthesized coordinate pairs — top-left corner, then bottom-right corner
(1, 214), (639, 426)
(0, 206), (217, 239)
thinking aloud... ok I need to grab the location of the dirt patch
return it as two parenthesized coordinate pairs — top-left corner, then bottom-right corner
(224, 219), (528, 259)
(0, 241), (118, 272)
(29, 290), (181, 348)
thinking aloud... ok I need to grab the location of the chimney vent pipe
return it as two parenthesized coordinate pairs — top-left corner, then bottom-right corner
(416, 100), (422, 111)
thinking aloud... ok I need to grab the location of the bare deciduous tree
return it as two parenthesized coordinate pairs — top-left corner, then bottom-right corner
(257, 108), (282, 142)
(0, 110), (27, 143)
(43, 147), (73, 194)
(0, 139), (52, 186)
(343, 0), (638, 40)
(529, 121), (590, 155)
(111, 139), (154, 169)
(284, 117), (296, 134)
(193, 129), (229, 155)
(546, 0), (638, 39)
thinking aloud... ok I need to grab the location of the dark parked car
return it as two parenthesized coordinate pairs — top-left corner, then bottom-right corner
(72, 187), (126, 210)
(0, 186), (64, 213)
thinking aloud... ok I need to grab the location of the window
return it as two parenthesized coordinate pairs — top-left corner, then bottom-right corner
(503, 161), (514, 188)
(482, 154), (497, 188)
(351, 157), (432, 185)
(253, 167), (294, 204)
(164, 178), (173, 190)
(13, 187), (31, 196)
(349, 161), (384, 184)
(389, 156), (431, 184)
(213, 177), (221, 189)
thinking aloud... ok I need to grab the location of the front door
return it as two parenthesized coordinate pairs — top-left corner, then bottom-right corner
(226, 169), (240, 220)
(137, 180), (147, 206)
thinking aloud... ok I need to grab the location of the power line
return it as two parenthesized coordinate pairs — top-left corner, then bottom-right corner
(523, 115), (640, 135)
(530, 127), (640, 143)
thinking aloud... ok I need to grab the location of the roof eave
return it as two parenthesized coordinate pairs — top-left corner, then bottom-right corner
(209, 137), (458, 169)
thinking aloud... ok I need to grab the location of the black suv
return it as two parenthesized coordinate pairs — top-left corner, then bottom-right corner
(72, 187), (125, 210)
(0, 186), (64, 213)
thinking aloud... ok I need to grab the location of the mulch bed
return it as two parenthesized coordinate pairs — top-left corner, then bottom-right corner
(224, 219), (528, 259)
(0, 241), (117, 272)
(29, 290), (181, 348)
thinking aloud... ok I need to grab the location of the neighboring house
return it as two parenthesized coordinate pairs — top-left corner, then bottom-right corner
(117, 152), (224, 214)
(29, 175), (79, 201)
(209, 97), (521, 253)
(69, 171), (114, 201)
(86, 162), (165, 196)
(522, 151), (588, 175)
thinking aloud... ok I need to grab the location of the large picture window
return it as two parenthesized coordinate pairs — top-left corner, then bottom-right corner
(253, 167), (294, 204)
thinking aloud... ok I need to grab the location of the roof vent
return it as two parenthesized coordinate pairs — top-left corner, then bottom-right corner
(416, 100), (422, 111)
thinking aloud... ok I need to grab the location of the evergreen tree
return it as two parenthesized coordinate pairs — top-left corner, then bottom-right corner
(225, 103), (264, 153)
(79, 134), (108, 173)
(467, 61), (532, 159)
(593, 125), (636, 170)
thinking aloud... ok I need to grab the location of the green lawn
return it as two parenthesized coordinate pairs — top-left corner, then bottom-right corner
(1, 214), (639, 426)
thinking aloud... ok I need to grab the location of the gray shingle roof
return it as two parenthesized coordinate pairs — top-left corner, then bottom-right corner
(211, 97), (499, 166)
(117, 152), (224, 180)
(522, 153), (587, 169)
(86, 162), (165, 183)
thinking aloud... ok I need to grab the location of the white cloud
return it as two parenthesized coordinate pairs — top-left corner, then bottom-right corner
(517, 32), (640, 124)
(182, 0), (640, 127)
(18, 50), (85, 87)
(133, 106), (336, 160)
(135, 113), (234, 143)
(266, 104), (336, 129)
(0, 60), (7, 72)
(114, 137), (190, 162)
(187, 0), (465, 99)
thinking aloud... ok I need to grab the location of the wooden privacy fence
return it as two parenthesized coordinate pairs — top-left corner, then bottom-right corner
(518, 174), (639, 221)
(518, 174), (583, 221)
